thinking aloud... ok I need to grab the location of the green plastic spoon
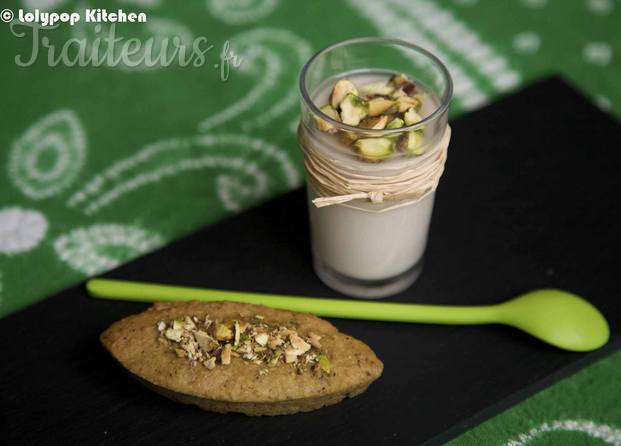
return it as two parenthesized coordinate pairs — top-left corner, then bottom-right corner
(87, 279), (610, 352)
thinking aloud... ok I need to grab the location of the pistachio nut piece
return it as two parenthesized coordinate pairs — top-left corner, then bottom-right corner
(389, 73), (409, 88)
(397, 130), (425, 155)
(412, 93), (425, 111)
(194, 330), (218, 352)
(367, 97), (395, 116)
(386, 117), (405, 129)
(360, 80), (394, 97)
(391, 87), (407, 99)
(330, 78), (358, 108)
(220, 343), (232, 365)
(172, 319), (184, 331)
(354, 137), (395, 161)
(403, 107), (423, 125)
(395, 96), (420, 113)
(213, 322), (233, 341)
(268, 349), (282, 366)
(338, 129), (360, 144)
(340, 93), (368, 126)
(318, 354), (331, 374)
(314, 104), (340, 133)
(402, 82), (417, 97)
(361, 115), (388, 130)
(164, 328), (183, 342)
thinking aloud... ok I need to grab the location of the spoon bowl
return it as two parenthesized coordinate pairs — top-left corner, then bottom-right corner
(497, 289), (610, 352)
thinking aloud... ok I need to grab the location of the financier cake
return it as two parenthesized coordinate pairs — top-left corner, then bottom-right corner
(101, 301), (383, 415)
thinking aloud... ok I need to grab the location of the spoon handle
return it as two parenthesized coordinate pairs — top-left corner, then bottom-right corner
(87, 279), (501, 325)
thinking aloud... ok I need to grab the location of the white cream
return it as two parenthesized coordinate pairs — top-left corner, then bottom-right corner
(308, 186), (435, 281)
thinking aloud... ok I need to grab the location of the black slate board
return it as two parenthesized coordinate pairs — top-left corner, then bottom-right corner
(1, 77), (620, 445)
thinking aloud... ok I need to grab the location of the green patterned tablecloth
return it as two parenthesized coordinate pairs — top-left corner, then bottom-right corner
(1, 0), (619, 444)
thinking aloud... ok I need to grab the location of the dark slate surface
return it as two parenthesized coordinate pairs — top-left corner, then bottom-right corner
(1, 77), (620, 445)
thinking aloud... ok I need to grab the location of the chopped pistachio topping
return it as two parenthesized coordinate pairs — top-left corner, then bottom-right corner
(157, 314), (331, 377)
(314, 73), (429, 162)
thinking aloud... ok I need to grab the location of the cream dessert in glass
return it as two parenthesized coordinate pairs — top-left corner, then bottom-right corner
(298, 38), (453, 298)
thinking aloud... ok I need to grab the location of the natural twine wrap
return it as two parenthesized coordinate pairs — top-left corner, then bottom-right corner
(299, 126), (451, 212)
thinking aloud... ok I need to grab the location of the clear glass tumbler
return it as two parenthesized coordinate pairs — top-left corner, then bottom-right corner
(297, 37), (453, 298)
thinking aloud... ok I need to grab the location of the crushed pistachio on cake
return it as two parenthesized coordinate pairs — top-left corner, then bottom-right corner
(314, 73), (427, 162)
(157, 315), (331, 377)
